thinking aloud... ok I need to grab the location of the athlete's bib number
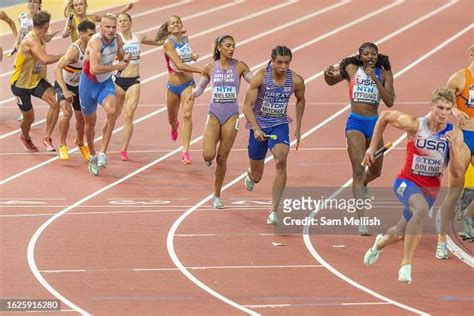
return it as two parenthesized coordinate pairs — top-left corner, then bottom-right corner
(411, 154), (443, 177)
(32, 62), (45, 74)
(352, 84), (379, 105)
(212, 86), (236, 103)
(260, 101), (286, 117)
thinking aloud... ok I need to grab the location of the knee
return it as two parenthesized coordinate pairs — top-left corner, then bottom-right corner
(63, 109), (73, 120)
(411, 206), (429, 223)
(124, 112), (134, 123)
(75, 112), (85, 124)
(216, 153), (228, 166)
(183, 109), (192, 122)
(252, 171), (263, 184)
(352, 166), (365, 180)
(370, 168), (382, 179)
(48, 99), (59, 111)
(106, 109), (117, 120)
(275, 157), (287, 170)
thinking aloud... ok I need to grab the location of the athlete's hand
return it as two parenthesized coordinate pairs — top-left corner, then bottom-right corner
(443, 131), (459, 144)
(361, 147), (376, 167)
(64, 90), (75, 102)
(452, 107), (469, 126)
(324, 65), (339, 77)
(117, 54), (131, 71)
(364, 65), (377, 81)
(253, 128), (266, 142)
(191, 53), (199, 61)
(294, 127), (301, 150)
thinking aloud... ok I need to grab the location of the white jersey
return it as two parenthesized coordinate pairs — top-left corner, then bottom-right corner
(88, 33), (118, 82)
(62, 43), (84, 87)
(19, 13), (33, 40)
(120, 32), (140, 65)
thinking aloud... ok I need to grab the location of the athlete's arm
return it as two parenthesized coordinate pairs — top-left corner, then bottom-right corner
(0, 11), (18, 37)
(362, 110), (418, 166)
(238, 60), (252, 83)
(163, 39), (202, 74)
(293, 72), (306, 150)
(88, 37), (126, 74)
(44, 29), (60, 43)
(28, 36), (62, 64)
(54, 45), (79, 100)
(324, 63), (345, 86)
(112, 3), (133, 18)
(192, 63), (212, 99)
(446, 127), (470, 179)
(446, 70), (469, 125)
(139, 33), (163, 46)
(376, 69), (395, 107)
(243, 69), (265, 141)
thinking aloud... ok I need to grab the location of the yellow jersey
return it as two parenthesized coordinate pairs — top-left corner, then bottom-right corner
(466, 163), (474, 188)
(10, 31), (46, 89)
(71, 15), (94, 42)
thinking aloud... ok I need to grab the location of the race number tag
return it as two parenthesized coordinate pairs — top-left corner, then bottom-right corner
(411, 154), (443, 177)
(260, 100), (286, 117)
(212, 86), (237, 103)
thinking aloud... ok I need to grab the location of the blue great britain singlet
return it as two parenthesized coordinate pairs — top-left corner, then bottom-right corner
(248, 63), (294, 129)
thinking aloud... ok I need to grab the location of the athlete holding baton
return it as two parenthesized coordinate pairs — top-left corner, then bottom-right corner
(362, 88), (467, 284)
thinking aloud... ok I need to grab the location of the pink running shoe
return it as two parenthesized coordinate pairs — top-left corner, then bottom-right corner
(170, 121), (179, 141)
(20, 134), (39, 152)
(42, 137), (56, 152)
(120, 150), (129, 161)
(181, 151), (192, 165)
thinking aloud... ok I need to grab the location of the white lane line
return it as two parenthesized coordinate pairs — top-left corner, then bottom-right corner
(244, 302), (391, 308)
(0, 0), (245, 94)
(25, 1), (452, 314)
(302, 23), (474, 316)
(0, 0), (348, 184)
(0, 147), (407, 156)
(0, 0), (193, 75)
(39, 264), (323, 274)
(168, 8), (469, 316)
(0, 0), (304, 145)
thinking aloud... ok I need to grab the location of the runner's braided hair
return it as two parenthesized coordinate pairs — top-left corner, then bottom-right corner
(271, 45), (292, 60)
(339, 42), (391, 79)
(213, 35), (234, 60)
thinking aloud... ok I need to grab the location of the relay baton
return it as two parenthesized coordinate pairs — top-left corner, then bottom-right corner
(374, 142), (393, 160)
(263, 134), (278, 140)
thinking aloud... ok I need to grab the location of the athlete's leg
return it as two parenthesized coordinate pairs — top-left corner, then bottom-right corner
(402, 193), (430, 266)
(214, 115), (239, 198)
(202, 114), (220, 165)
(166, 89), (180, 139)
(181, 85), (194, 155)
(84, 112), (97, 156)
(59, 99), (73, 146)
(41, 87), (60, 142)
(365, 136), (384, 185)
(99, 94), (118, 154)
(121, 84), (140, 153)
(269, 143), (290, 213)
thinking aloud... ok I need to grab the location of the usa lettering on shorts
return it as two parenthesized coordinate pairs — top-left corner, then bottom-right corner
(212, 86), (236, 103)
(352, 84), (378, 104)
(411, 154), (443, 176)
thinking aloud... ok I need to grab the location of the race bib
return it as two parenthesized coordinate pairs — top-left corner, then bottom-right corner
(32, 62), (44, 74)
(176, 45), (192, 63)
(411, 154), (443, 177)
(352, 84), (379, 105)
(260, 100), (286, 117)
(212, 86), (236, 103)
(69, 72), (81, 85)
